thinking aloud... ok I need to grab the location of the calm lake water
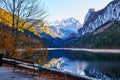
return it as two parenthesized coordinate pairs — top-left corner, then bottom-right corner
(51, 57), (120, 80)
(83, 61), (120, 79)
(47, 50), (120, 80)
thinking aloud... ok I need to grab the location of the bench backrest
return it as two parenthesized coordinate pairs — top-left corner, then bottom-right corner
(14, 58), (34, 64)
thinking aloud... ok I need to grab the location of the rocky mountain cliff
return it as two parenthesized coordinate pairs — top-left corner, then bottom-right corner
(79, 0), (120, 35)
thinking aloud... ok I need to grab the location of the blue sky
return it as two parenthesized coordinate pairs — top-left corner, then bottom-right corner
(44, 0), (113, 23)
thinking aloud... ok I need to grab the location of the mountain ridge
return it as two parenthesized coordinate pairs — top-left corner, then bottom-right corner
(78, 0), (120, 35)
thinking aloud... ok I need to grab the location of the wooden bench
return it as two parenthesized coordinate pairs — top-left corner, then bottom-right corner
(13, 58), (40, 73)
(3, 58), (41, 76)
(13, 58), (33, 69)
(3, 58), (39, 75)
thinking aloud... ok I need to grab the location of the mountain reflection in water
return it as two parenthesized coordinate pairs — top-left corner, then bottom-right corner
(49, 57), (120, 80)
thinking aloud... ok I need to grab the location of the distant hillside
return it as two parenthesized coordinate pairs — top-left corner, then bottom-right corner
(27, 19), (57, 38)
(39, 32), (65, 47)
(0, 8), (39, 36)
(67, 21), (120, 49)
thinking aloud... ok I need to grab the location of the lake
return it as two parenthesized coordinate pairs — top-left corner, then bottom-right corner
(47, 50), (120, 80)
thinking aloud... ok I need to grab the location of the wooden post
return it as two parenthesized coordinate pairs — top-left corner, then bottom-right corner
(0, 53), (3, 66)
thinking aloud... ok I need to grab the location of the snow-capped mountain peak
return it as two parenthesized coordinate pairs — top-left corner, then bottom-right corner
(46, 17), (82, 39)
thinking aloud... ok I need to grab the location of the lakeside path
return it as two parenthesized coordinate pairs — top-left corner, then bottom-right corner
(0, 64), (43, 80)
(16, 48), (120, 54)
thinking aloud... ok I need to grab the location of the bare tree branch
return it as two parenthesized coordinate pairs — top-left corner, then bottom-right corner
(0, 0), (47, 32)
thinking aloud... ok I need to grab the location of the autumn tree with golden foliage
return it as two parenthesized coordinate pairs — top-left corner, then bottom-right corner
(0, 0), (48, 64)
(0, 24), (48, 64)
